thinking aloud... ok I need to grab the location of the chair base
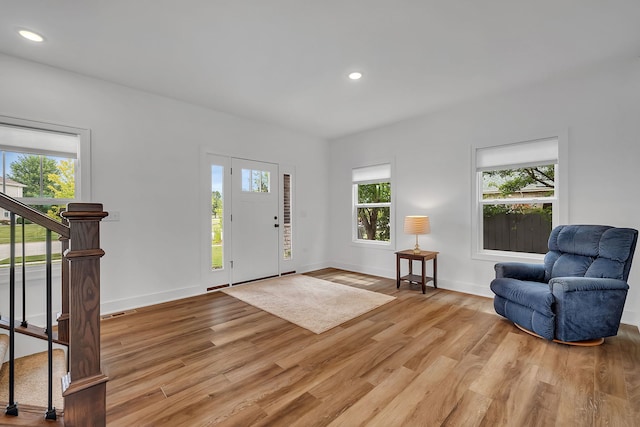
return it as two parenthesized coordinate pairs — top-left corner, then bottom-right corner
(513, 323), (604, 346)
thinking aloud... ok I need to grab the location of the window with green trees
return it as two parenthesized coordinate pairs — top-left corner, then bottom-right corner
(0, 119), (86, 266)
(476, 137), (559, 256)
(352, 163), (392, 244)
(1, 152), (76, 221)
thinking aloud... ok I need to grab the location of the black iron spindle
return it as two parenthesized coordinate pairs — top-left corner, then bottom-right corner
(44, 229), (56, 420)
(6, 213), (18, 416)
(20, 218), (27, 328)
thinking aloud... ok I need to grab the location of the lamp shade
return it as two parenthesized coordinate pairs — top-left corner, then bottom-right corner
(404, 215), (430, 235)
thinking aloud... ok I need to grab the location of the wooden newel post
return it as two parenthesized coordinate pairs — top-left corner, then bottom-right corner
(61, 203), (109, 427)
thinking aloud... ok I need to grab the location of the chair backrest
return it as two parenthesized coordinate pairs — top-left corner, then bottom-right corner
(544, 225), (638, 282)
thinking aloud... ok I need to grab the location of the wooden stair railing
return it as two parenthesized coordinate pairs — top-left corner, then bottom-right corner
(0, 193), (108, 426)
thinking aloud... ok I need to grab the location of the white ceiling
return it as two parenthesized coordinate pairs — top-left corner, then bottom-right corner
(1, 1), (640, 139)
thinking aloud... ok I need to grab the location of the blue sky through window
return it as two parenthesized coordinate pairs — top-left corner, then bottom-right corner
(211, 165), (223, 194)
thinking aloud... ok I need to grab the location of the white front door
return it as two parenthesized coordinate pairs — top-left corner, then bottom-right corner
(231, 158), (280, 284)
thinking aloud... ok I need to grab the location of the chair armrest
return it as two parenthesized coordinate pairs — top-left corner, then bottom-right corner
(550, 277), (629, 341)
(494, 262), (545, 281)
(549, 277), (630, 293)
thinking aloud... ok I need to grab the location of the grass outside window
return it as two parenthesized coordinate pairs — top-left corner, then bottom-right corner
(0, 223), (60, 244)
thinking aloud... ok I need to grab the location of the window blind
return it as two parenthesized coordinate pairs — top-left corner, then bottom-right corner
(476, 137), (558, 171)
(0, 125), (79, 158)
(352, 163), (391, 184)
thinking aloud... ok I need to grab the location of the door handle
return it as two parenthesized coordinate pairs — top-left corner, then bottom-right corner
(274, 224), (280, 228)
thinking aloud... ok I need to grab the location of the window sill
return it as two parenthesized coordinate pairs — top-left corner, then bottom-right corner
(351, 239), (395, 251)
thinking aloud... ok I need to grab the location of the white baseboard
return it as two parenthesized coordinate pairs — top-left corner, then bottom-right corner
(297, 261), (332, 274)
(329, 261), (395, 279)
(103, 264), (639, 332)
(329, 261), (494, 299)
(100, 285), (203, 316)
(436, 278), (494, 299)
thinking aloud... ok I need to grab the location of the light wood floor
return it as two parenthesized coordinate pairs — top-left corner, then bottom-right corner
(98, 269), (639, 426)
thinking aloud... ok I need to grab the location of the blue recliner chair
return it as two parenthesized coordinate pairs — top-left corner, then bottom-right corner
(490, 225), (638, 344)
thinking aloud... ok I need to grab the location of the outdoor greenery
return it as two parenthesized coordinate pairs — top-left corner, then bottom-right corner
(0, 155), (71, 266)
(212, 192), (223, 244)
(0, 223), (59, 244)
(484, 165), (554, 199)
(483, 204), (552, 222)
(0, 253), (62, 265)
(243, 169), (270, 193)
(212, 213), (223, 269)
(8, 154), (59, 198)
(46, 158), (75, 221)
(483, 165), (554, 222)
(4, 154), (72, 221)
(0, 224), (62, 267)
(357, 182), (391, 241)
(212, 244), (222, 269)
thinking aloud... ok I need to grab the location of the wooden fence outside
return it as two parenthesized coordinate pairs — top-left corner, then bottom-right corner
(483, 212), (551, 254)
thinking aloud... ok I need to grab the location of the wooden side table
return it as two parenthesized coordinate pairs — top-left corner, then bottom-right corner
(395, 250), (439, 294)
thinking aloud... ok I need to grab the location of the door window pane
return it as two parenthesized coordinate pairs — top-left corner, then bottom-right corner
(241, 168), (270, 193)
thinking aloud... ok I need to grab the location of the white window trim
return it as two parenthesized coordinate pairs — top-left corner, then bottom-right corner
(351, 161), (395, 250)
(0, 115), (91, 203)
(471, 131), (568, 262)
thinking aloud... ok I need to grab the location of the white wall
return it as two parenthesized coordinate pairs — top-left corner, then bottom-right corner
(0, 53), (330, 314)
(329, 58), (640, 327)
(3, 51), (639, 329)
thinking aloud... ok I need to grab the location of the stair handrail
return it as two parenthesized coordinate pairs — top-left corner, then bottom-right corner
(0, 193), (70, 238)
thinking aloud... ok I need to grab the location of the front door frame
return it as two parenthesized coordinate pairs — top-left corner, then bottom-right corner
(201, 149), (295, 289)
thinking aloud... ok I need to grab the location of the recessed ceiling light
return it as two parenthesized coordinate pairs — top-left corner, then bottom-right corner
(348, 72), (363, 80)
(18, 29), (45, 43)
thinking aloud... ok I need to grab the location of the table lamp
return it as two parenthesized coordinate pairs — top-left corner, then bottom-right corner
(404, 215), (430, 254)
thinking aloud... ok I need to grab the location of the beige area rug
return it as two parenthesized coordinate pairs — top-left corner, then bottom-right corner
(0, 348), (65, 410)
(222, 274), (396, 334)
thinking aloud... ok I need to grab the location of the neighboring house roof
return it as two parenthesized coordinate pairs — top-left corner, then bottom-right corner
(0, 178), (27, 188)
(482, 174), (553, 196)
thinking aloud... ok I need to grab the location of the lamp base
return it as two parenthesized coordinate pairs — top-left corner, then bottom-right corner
(413, 236), (422, 254)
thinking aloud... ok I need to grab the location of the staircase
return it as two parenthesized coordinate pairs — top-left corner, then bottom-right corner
(0, 194), (108, 426)
(0, 333), (65, 426)
(0, 342), (65, 411)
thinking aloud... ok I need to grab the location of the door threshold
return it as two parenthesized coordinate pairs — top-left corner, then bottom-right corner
(232, 274), (280, 286)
